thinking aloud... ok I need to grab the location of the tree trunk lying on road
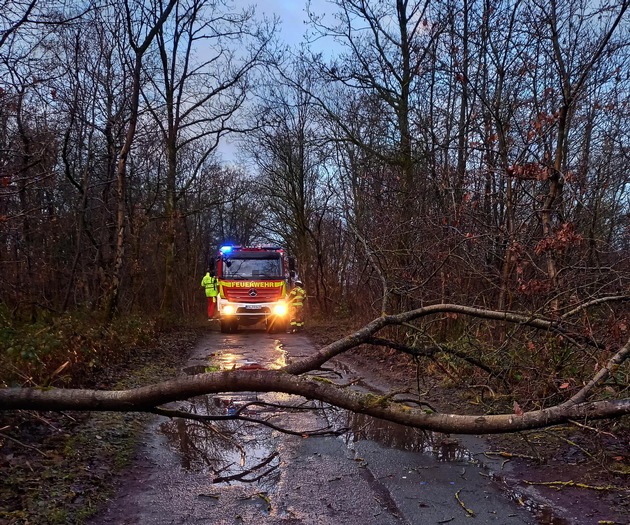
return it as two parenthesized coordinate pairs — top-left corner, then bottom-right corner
(1, 368), (629, 434)
(1, 302), (629, 435)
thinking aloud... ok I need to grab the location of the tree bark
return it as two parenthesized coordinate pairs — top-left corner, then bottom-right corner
(1, 370), (628, 435)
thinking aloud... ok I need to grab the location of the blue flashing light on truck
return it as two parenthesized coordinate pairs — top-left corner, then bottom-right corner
(213, 245), (296, 333)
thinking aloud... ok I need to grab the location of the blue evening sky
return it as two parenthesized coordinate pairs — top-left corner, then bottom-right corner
(258, 0), (311, 47)
(239, 0), (337, 49)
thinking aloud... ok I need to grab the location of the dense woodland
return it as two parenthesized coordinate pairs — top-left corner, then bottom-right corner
(0, 0), (629, 423)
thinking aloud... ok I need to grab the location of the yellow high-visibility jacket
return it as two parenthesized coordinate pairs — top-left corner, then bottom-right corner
(201, 273), (219, 297)
(288, 286), (306, 307)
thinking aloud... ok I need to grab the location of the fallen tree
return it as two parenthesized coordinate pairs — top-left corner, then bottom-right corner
(1, 302), (629, 434)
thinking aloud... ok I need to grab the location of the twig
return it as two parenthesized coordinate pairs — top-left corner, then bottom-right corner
(150, 406), (345, 437)
(0, 432), (49, 457)
(212, 452), (279, 483)
(378, 388), (414, 403)
(237, 400), (319, 412)
(542, 429), (598, 463)
(523, 479), (629, 492)
(216, 464), (278, 484)
(518, 431), (543, 462)
(240, 414), (346, 436)
(484, 450), (537, 469)
(561, 295), (629, 319)
(317, 366), (344, 378)
(391, 398), (438, 412)
(468, 384), (497, 398)
(455, 489), (475, 516)
(414, 355), (423, 398)
(337, 378), (363, 388)
(27, 411), (63, 431)
(484, 451), (537, 461)
(365, 336), (498, 377)
(561, 334), (630, 407)
(568, 419), (616, 438)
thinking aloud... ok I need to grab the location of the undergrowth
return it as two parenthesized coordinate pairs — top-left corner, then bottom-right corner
(0, 315), (203, 525)
(0, 310), (158, 388)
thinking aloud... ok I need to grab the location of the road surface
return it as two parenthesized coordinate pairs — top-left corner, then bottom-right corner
(89, 326), (555, 525)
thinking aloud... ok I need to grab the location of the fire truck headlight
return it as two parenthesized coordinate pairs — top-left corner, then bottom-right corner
(273, 302), (288, 316)
(223, 304), (236, 316)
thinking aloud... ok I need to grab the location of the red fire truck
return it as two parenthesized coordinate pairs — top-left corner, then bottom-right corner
(213, 245), (296, 333)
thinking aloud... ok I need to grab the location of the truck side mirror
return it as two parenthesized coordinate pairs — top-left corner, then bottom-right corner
(288, 257), (296, 272)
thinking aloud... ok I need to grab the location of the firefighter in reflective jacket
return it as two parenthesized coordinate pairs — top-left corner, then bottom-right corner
(288, 280), (306, 331)
(201, 270), (219, 319)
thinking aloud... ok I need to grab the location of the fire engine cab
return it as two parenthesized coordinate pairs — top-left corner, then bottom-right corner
(213, 245), (296, 333)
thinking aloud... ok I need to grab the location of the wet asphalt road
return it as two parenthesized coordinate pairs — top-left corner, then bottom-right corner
(89, 325), (541, 525)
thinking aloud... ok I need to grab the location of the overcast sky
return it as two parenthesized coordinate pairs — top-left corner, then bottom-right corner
(264, 0), (311, 46)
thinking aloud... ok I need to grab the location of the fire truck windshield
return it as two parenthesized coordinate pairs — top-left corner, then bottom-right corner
(222, 256), (283, 279)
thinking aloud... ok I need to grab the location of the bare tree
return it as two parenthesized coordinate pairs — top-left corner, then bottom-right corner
(300, 0), (453, 314)
(531, 0), (630, 311)
(142, 0), (276, 313)
(103, 0), (178, 321)
(243, 59), (338, 309)
(0, 0), (36, 50)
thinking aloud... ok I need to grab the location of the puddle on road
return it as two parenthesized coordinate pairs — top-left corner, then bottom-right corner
(338, 410), (473, 461)
(160, 391), (471, 490)
(185, 341), (287, 374)
(159, 393), (280, 492)
(161, 342), (295, 488)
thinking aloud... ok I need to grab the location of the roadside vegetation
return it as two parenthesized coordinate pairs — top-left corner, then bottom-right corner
(0, 310), (158, 388)
(0, 314), (202, 524)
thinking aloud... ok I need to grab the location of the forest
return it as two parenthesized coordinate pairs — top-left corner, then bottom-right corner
(0, 0), (629, 431)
